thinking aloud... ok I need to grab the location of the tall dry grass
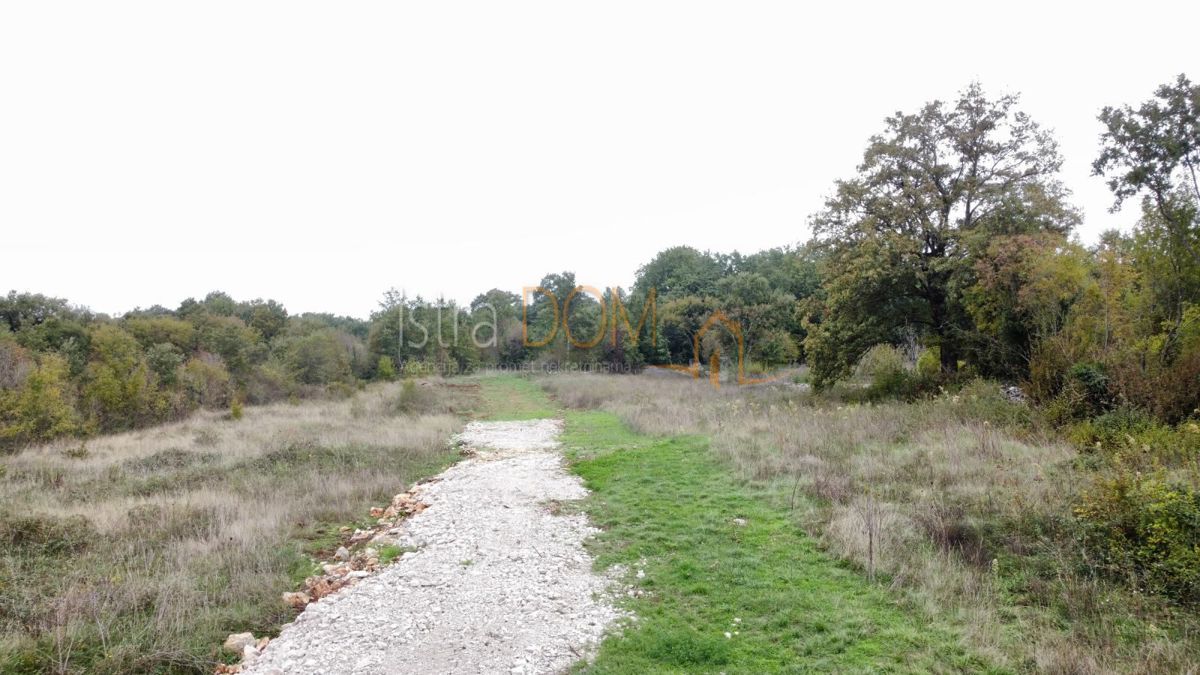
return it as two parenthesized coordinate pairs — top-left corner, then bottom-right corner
(0, 379), (477, 674)
(541, 371), (1200, 673)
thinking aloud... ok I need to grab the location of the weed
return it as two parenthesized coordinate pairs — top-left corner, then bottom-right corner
(0, 378), (474, 673)
(377, 545), (405, 565)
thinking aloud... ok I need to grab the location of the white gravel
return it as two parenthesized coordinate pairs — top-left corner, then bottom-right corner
(244, 419), (622, 675)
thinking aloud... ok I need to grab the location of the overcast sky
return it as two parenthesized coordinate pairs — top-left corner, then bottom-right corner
(2, 2), (1197, 319)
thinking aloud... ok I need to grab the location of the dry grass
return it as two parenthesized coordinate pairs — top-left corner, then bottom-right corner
(0, 379), (478, 674)
(540, 371), (1200, 673)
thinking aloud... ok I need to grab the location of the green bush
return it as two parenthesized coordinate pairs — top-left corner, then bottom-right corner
(0, 354), (78, 450)
(1067, 408), (1156, 452)
(81, 324), (171, 431)
(855, 344), (906, 380)
(281, 329), (352, 385)
(1076, 468), (1200, 605)
(1068, 362), (1112, 412)
(180, 356), (233, 409)
(756, 329), (799, 369)
(854, 344), (935, 401)
(1068, 412), (1200, 470)
(377, 355), (397, 381)
(947, 379), (1035, 430)
(916, 346), (941, 379)
(394, 378), (432, 414)
(145, 342), (184, 385)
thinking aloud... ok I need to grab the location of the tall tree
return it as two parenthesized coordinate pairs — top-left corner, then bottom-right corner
(1094, 74), (1200, 340)
(806, 83), (1077, 387)
(634, 246), (729, 301)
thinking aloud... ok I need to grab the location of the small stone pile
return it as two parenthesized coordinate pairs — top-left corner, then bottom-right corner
(214, 487), (430, 673)
(215, 633), (270, 673)
(298, 487), (430, 605)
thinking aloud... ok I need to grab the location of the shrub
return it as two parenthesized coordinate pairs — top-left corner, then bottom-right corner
(0, 336), (33, 389)
(394, 378), (431, 415)
(0, 353), (78, 450)
(1076, 469), (1200, 605)
(244, 359), (296, 404)
(1068, 362), (1112, 413)
(377, 355), (397, 381)
(0, 511), (91, 556)
(81, 324), (169, 431)
(916, 346), (941, 379)
(1109, 345), (1200, 424)
(145, 342), (184, 386)
(180, 355), (233, 409)
(756, 329), (799, 369)
(949, 379), (1035, 430)
(281, 329), (352, 385)
(1067, 411), (1200, 468)
(855, 344), (907, 380)
(124, 316), (195, 351)
(1067, 408), (1156, 452)
(854, 344), (934, 401)
(403, 360), (435, 378)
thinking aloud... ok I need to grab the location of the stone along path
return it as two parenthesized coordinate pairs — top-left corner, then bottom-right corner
(244, 419), (622, 675)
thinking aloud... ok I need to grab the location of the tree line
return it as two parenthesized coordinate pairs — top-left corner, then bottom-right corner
(4, 74), (1198, 449)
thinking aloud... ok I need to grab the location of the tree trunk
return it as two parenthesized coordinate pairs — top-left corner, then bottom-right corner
(939, 338), (960, 375)
(928, 283), (959, 375)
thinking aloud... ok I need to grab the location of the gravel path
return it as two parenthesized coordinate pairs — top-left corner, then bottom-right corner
(244, 419), (622, 675)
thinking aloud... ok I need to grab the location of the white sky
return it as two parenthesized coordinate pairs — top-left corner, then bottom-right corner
(2, 2), (1197, 319)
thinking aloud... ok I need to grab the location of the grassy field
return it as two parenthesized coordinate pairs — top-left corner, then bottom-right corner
(8, 371), (1197, 673)
(478, 375), (560, 420)
(0, 379), (479, 674)
(563, 408), (993, 674)
(541, 373), (1200, 673)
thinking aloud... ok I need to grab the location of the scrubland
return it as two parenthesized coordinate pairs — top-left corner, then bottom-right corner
(0, 379), (477, 674)
(542, 371), (1200, 673)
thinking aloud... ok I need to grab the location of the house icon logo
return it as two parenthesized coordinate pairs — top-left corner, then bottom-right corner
(652, 310), (782, 389)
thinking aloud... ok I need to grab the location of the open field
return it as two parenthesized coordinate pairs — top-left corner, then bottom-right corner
(542, 372), (1200, 673)
(4, 371), (1200, 673)
(0, 380), (479, 674)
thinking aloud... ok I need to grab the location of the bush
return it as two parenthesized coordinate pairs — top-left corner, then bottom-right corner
(394, 378), (432, 414)
(243, 360), (296, 404)
(1108, 344), (1200, 424)
(855, 344), (907, 380)
(1067, 408), (1156, 452)
(916, 346), (941, 379)
(757, 329), (799, 369)
(854, 344), (935, 401)
(1068, 410), (1200, 466)
(281, 329), (352, 385)
(0, 336), (33, 389)
(377, 355), (397, 381)
(1076, 468), (1200, 605)
(948, 379), (1035, 430)
(145, 342), (184, 386)
(1068, 362), (1112, 413)
(0, 511), (91, 556)
(180, 355), (233, 409)
(0, 354), (78, 450)
(81, 324), (170, 431)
